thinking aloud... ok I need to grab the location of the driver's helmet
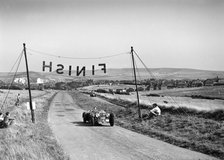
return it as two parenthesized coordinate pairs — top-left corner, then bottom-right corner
(99, 110), (106, 114)
(92, 107), (97, 112)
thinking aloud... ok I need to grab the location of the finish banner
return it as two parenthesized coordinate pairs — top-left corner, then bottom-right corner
(42, 61), (106, 77)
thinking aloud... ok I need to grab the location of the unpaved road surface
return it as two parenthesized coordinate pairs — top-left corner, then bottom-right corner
(48, 92), (218, 160)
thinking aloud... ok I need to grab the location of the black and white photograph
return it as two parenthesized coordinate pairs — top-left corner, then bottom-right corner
(0, 0), (223, 159)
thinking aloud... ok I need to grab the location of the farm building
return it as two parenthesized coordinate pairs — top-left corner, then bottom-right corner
(14, 77), (26, 84)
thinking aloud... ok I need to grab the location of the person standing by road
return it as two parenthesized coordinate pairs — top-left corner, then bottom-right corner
(15, 93), (20, 106)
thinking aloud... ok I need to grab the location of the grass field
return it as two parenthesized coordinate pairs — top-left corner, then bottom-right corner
(0, 90), (69, 160)
(71, 89), (224, 159)
(82, 85), (224, 99)
(0, 90), (47, 113)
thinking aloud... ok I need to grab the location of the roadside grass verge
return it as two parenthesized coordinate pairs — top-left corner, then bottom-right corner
(0, 91), (69, 160)
(0, 90), (49, 113)
(70, 91), (224, 160)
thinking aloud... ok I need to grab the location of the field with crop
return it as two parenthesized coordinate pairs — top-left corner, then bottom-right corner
(76, 85), (224, 159)
(0, 90), (69, 160)
(82, 85), (224, 111)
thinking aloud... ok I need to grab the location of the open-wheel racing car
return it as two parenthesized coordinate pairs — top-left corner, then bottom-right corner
(82, 108), (114, 126)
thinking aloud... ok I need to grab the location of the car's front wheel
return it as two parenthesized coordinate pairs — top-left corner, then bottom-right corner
(109, 113), (114, 126)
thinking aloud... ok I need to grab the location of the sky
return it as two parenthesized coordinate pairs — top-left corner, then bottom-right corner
(0, 0), (224, 73)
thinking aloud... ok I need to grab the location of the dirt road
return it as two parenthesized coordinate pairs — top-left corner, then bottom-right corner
(48, 92), (218, 160)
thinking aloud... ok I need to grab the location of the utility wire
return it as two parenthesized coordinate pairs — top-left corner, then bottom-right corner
(3, 50), (24, 81)
(27, 48), (129, 60)
(135, 58), (142, 81)
(133, 52), (151, 104)
(133, 49), (191, 117)
(1, 51), (24, 111)
(133, 50), (156, 79)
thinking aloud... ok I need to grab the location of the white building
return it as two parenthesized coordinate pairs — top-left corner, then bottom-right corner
(37, 78), (44, 84)
(37, 78), (50, 84)
(14, 77), (26, 84)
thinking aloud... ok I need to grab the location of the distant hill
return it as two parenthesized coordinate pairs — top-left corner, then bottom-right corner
(84, 68), (224, 80)
(101, 68), (224, 80)
(0, 68), (224, 83)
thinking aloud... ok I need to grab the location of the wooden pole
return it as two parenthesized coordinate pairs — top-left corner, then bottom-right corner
(23, 43), (35, 123)
(131, 46), (141, 119)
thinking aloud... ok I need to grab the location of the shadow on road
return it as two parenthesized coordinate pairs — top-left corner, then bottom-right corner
(65, 108), (75, 111)
(57, 114), (65, 117)
(71, 121), (111, 127)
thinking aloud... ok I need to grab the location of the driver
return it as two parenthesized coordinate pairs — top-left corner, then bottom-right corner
(91, 107), (98, 113)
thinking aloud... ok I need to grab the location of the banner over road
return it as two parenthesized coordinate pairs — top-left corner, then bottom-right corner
(42, 61), (106, 77)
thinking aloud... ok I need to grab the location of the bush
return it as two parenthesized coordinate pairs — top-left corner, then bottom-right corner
(96, 89), (108, 93)
(0, 85), (23, 90)
(146, 93), (160, 97)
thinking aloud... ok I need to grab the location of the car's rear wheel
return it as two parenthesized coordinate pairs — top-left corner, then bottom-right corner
(109, 113), (114, 126)
(82, 112), (86, 123)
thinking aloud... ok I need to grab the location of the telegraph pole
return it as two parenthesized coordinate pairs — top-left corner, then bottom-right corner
(23, 43), (35, 123)
(131, 46), (141, 119)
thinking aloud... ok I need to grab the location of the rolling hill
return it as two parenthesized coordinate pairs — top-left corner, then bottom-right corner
(0, 68), (224, 83)
(85, 68), (224, 80)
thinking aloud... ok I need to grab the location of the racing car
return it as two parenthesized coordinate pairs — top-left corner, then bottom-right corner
(82, 108), (114, 126)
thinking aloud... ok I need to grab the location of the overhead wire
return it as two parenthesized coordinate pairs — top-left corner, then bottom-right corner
(1, 50), (24, 111)
(132, 49), (190, 117)
(135, 58), (142, 82)
(27, 48), (129, 60)
(26, 48), (132, 80)
(134, 50), (156, 79)
(135, 59), (153, 105)
(3, 50), (24, 81)
(133, 51), (152, 104)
